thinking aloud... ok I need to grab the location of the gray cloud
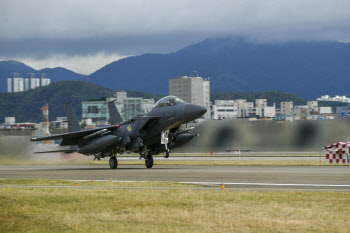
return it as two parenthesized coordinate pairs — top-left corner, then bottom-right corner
(1, 0), (350, 41)
(1, 0), (350, 74)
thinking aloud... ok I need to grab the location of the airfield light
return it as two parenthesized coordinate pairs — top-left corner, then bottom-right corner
(220, 184), (225, 192)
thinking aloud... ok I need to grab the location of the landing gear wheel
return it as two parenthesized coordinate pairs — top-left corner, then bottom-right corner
(163, 149), (170, 158)
(109, 156), (118, 169)
(145, 155), (153, 169)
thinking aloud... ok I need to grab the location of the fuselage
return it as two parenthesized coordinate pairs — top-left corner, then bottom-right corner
(101, 96), (207, 154)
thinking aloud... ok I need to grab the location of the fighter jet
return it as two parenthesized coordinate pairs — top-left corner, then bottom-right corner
(31, 96), (207, 169)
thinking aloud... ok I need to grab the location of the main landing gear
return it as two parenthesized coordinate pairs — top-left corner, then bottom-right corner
(109, 156), (118, 169)
(145, 155), (153, 169)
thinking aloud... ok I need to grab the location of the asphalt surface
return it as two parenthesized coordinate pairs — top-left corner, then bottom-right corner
(1, 164), (349, 192)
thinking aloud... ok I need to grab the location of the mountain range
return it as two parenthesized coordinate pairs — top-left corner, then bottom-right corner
(0, 81), (308, 123)
(1, 37), (350, 99)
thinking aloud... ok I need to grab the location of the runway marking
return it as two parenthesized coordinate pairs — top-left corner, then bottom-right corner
(67, 179), (350, 188)
(179, 182), (350, 188)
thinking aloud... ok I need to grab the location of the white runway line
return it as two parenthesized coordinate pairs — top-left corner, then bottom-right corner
(179, 182), (350, 187)
(67, 179), (350, 188)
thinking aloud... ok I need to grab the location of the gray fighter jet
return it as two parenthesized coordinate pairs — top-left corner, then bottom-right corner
(31, 96), (207, 169)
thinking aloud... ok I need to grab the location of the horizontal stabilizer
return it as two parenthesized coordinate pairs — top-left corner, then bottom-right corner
(34, 149), (77, 154)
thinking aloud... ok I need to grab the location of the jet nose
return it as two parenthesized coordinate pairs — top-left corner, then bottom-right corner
(184, 104), (207, 121)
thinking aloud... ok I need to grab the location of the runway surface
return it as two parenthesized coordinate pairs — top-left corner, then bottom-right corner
(1, 164), (349, 192)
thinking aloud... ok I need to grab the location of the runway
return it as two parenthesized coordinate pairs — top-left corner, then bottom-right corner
(1, 164), (349, 192)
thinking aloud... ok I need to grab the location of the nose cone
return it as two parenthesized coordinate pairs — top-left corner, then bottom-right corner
(184, 104), (207, 121)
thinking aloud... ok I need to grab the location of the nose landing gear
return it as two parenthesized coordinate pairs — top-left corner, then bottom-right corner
(164, 149), (170, 158)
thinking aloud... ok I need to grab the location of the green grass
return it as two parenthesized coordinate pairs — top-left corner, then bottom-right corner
(0, 179), (193, 187)
(0, 185), (349, 232)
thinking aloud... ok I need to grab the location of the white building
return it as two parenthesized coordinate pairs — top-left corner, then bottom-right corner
(24, 78), (29, 91)
(211, 100), (238, 120)
(169, 74), (210, 119)
(317, 95), (350, 103)
(235, 99), (254, 117)
(255, 99), (267, 108)
(7, 78), (12, 92)
(319, 107), (333, 114)
(307, 101), (318, 114)
(5, 117), (15, 125)
(7, 73), (24, 92)
(256, 104), (276, 118)
(13, 77), (24, 92)
(39, 73), (51, 87)
(82, 91), (155, 123)
(281, 102), (293, 115)
(30, 77), (41, 89)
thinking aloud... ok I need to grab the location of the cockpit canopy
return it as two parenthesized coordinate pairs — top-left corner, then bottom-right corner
(154, 96), (184, 108)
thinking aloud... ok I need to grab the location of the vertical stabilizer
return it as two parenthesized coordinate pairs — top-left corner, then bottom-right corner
(64, 101), (81, 132)
(108, 101), (123, 125)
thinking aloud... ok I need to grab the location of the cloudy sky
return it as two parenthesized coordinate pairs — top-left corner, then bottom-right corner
(1, 0), (349, 74)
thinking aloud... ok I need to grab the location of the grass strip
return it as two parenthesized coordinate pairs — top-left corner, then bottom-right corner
(0, 187), (349, 232)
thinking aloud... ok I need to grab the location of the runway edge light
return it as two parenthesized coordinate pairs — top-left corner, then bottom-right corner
(220, 184), (225, 192)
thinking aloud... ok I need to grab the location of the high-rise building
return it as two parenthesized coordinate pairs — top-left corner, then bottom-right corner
(39, 73), (50, 86)
(13, 77), (24, 92)
(169, 74), (210, 119)
(8, 73), (24, 92)
(24, 78), (29, 91)
(29, 73), (40, 89)
(7, 73), (51, 92)
(7, 78), (12, 92)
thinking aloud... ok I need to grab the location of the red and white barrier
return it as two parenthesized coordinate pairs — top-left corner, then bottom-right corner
(323, 142), (350, 164)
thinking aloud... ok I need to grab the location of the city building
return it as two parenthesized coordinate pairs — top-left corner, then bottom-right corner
(307, 101), (318, 114)
(293, 106), (308, 120)
(7, 73), (24, 92)
(280, 102), (293, 115)
(28, 73), (40, 89)
(5, 117), (15, 125)
(211, 100), (238, 120)
(255, 99), (267, 108)
(50, 117), (68, 129)
(256, 104), (276, 118)
(317, 95), (350, 103)
(24, 78), (29, 91)
(336, 106), (349, 116)
(82, 91), (155, 123)
(236, 99), (254, 117)
(7, 73), (51, 92)
(169, 73), (210, 119)
(39, 73), (51, 86)
(319, 107), (332, 114)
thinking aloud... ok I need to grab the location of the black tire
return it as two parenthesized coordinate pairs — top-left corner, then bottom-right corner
(145, 156), (153, 169)
(164, 150), (169, 158)
(109, 156), (118, 169)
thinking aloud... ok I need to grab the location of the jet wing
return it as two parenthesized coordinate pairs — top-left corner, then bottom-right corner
(31, 125), (118, 146)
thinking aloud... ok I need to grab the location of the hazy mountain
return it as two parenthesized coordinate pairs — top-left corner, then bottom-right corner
(38, 67), (86, 82)
(88, 37), (350, 99)
(0, 60), (86, 92)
